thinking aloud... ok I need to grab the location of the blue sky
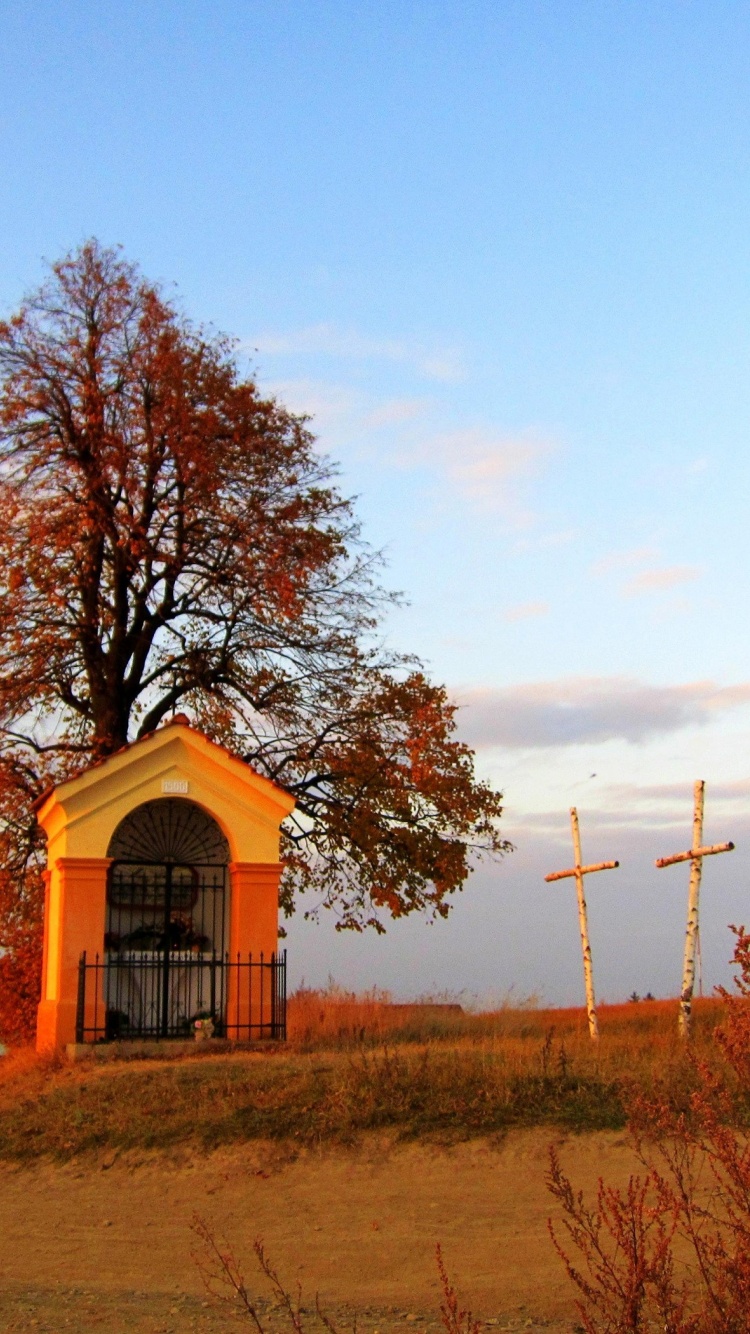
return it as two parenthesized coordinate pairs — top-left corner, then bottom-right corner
(2, 2), (750, 1004)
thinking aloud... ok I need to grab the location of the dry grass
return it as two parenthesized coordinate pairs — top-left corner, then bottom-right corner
(0, 992), (728, 1162)
(287, 985), (724, 1067)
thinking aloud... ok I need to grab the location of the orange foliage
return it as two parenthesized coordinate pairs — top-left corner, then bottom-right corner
(0, 761), (46, 1045)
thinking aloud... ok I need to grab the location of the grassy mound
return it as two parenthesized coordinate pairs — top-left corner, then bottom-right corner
(0, 995), (724, 1161)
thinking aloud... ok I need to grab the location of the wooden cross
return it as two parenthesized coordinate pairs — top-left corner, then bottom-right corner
(656, 780), (734, 1039)
(545, 807), (619, 1040)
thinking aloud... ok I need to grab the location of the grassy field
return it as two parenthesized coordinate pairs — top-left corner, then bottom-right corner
(0, 991), (727, 1161)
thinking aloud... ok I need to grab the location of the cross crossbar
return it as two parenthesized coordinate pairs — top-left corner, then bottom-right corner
(546, 860), (619, 882)
(656, 780), (735, 1039)
(655, 842), (734, 869)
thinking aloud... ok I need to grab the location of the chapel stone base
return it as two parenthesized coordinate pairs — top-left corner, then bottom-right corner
(37, 999), (78, 1053)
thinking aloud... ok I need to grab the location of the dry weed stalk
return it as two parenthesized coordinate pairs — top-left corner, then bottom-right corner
(192, 1212), (356, 1334)
(435, 1243), (482, 1334)
(548, 926), (750, 1332)
(192, 1215), (481, 1334)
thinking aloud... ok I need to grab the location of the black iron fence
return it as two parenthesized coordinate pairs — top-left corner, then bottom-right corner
(75, 949), (287, 1043)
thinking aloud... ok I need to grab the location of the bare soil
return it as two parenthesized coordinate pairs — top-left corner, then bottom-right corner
(0, 1129), (641, 1332)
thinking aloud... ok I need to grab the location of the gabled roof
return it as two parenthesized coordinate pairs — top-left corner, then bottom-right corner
(35, 716), (295, 864)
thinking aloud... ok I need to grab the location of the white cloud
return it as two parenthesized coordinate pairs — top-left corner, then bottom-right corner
(270, 379), (360, 429)
(513, 528), (579, 554)
(623, 565), (701, 596)
(402, 428), (552, 518)
(365, 398), (427, 427)
(268, 378), (427, 435)
(265, 377), (552, 519)
(248, 323), (465, 382)
(503, 601), (550, 622)
(262, 378), (423, 459)
(602, 778), (750, 806)
(591, 547), (701, 599)
(591, 545), (659, 576)
(455, 677), (750, 749)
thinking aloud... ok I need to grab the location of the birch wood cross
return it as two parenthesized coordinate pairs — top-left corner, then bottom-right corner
(545, 807), (619, 1040)
(656, 779), (734, 1039)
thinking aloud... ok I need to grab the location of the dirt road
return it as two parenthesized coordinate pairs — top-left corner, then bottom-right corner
(0, 1130), (640, 1332)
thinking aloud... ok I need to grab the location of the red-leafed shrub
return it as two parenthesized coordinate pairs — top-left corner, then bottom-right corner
(549, 926), (750, 1332)
(0, 763), (45, 1046)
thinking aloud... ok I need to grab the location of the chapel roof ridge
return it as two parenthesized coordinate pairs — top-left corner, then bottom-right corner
(32, 714), (280, 811)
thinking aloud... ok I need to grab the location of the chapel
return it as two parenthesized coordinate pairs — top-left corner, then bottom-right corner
(34, 716), (294, 1052)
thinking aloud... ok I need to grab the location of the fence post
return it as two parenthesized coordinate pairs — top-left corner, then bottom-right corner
(75, 951), (87, 1044)
(271, 950), (287, 1041)
(210, 952), (217, 1029)
(270, 952), (276, 1039)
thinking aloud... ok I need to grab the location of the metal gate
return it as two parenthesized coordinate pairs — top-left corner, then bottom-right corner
(75, 948), (287, 1043)
(103, 858), (229, 1039)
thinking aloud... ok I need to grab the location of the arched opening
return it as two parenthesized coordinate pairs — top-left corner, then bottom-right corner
(104, 798), (230, 1039)
(107, 797), (231, 865)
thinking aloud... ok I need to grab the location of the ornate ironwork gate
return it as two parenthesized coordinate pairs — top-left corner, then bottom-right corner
(103, 858), (229, 1038)
(74, 798), (286, 1042)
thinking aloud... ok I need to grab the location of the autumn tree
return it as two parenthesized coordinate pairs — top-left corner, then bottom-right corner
(0, 241), (508, 1037)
